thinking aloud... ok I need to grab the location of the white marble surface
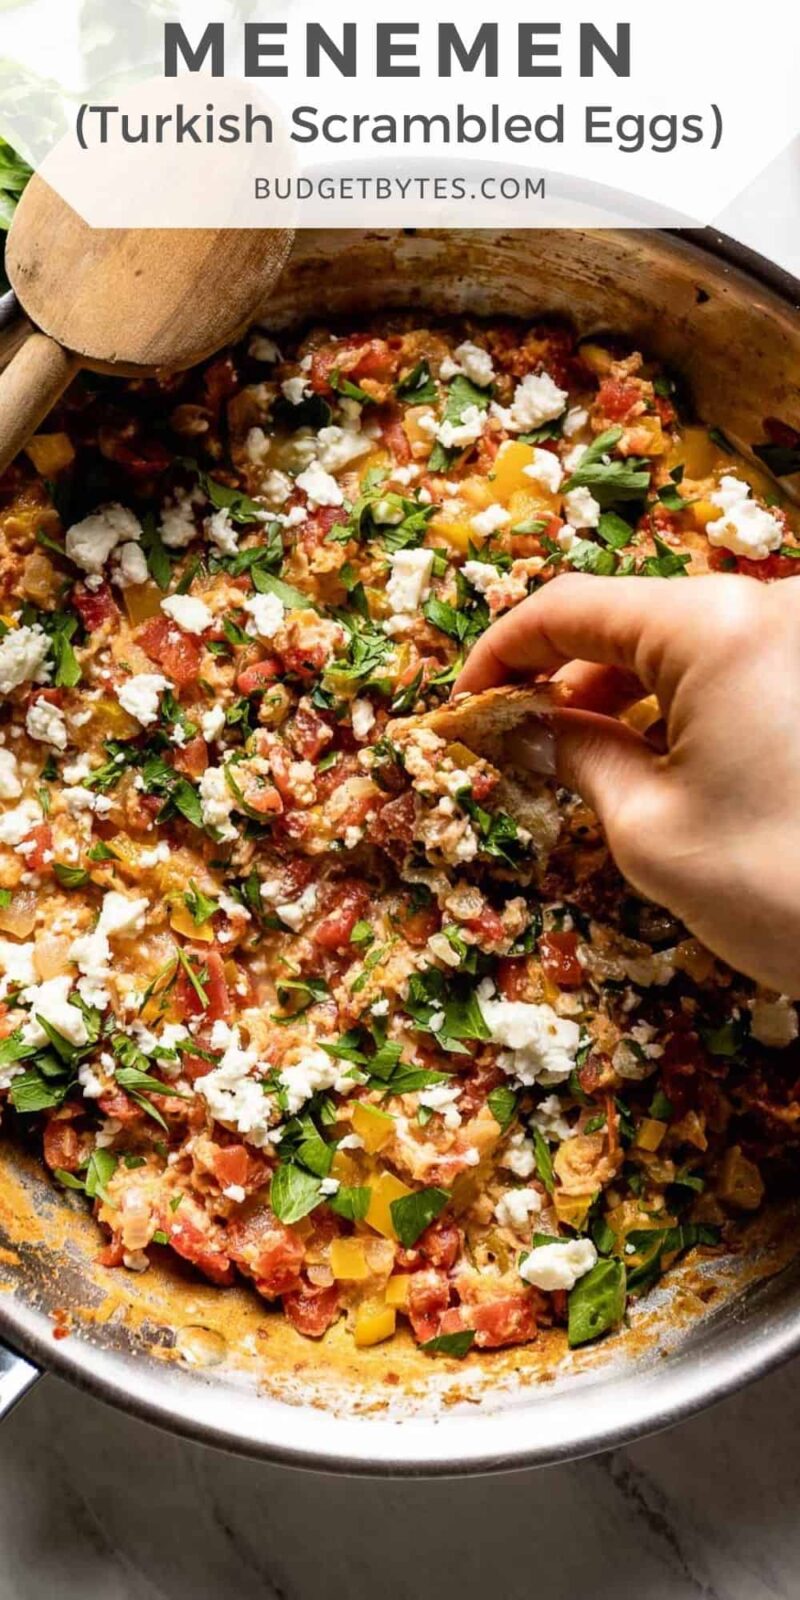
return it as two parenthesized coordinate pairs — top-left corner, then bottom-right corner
(1, 1357), (800, 1600)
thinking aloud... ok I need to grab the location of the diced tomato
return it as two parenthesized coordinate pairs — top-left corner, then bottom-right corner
(282, 1282), (340, 1338)
(43, 1117), (80, 1173)
(312, 882), (371, 951)
(406, 1268), (452, 1343)
(469, 769), (499, 804)
(96, 1239), (126, 1269)
(367, 791), (416, 851)
(458, 1059), (504, 1119)
(203, 354), (239, 412)
(287, 703), (333, 763)
(709, 546), (798, 583)
(393, 894), (440, 948)
(418, 1220), (462, 1271)
(172, 736), (208, 779)
(309, 336), (399, 395)
(378, 405), (411, 465)
(181, 1052), (217, 1083)
(165, 1216), (235, 1286)
(235, 657), (281, 695)
(175, 948), (231, 1022)
(439, 1295), (539, 1349)
(138, 616), (203, 687)
(496, 956), (531, 1001)
(21, 823), (53, 874)
(279, 643), (331, 681)
(212, 1145), (250, 1190)
(597, 377), (642, 423)
(299, 506), (342, 553)
(228, 1204), (305, 1296)
(463, 905), (506, 947)
(539, 931), (583, 988)
(97, 1086), (147, 1125)
(71, 582), (119, 632)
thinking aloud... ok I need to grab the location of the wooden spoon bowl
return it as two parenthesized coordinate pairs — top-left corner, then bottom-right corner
(0, 174), (293, 475)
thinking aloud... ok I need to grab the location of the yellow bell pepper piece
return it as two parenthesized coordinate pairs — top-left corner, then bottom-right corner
(354, 1304), (396, 1348)
(358, 448), (391, 487)
(554, 1192), (593, 1229)
(331, 1150), (360, 1185)
(123, 581), (163, 626)
(352, 1102), (395, 1155)
(667, 425), (718, 481)
(690, 499), (721, 530)
(365, 1171), (412, 1239)
(635, 1118), (667, 1153)
(490, 441), (536, 504)
(430, 512), (474, 554)
(330, 1238), (370, 1282)
(92, 697), (141, 741)
(169, 904), (215, 943)
(384, 1274), (410, 1308)
(25, 432), (75, 475)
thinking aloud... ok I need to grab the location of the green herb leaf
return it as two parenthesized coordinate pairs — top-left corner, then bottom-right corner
(389, 1185), (449, 1248)
(140, 513), (172, 590)
(270, 1163), (323, 1225)
(487, 1085), (517, 1131)
(53, 862), (89, 888)
(395, 360), (438, 407)
(328, 1185), (371, 1222)
(183, 880), (219, 926)
(421, 1330), (476, 1358)
(568, 1259), (626, 1347)
(640, 535), (690, 579)
(532, 1127), (555, 1194)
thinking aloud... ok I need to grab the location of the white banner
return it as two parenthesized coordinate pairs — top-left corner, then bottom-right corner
(0, 0), (798, 231)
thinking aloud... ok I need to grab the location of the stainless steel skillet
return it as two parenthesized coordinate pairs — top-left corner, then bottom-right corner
(0, 224), (799, 1473)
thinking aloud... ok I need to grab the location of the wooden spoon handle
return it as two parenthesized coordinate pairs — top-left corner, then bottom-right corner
(0, 332), (80, 476)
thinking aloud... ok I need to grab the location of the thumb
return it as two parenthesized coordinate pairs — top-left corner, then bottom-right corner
(552, 708), (661, 833)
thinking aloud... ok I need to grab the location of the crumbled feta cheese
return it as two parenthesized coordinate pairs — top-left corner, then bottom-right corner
(77, 1062), (105, 1099)
(200, 703), (226, 743)
(199, 766), (238, 842)
(493, 371), (568, 434)
(279, 1047), (355, 1116)
(443, 341), (495, 388)
(296, 461), (344, 508)
(0, 749), (22, 800)
(100, 891), (148, 937)
(480, 998), (581, 1085)
(501, 1129), (536, 1178)
(161, 594), (212, 635)
(206, 508), (239, 556)
(117, 673), (171, 728)
(524, 448), (563, 495)
(273, 883), (318, 932)
(530, 1093), (574, 1143)
(159, 488), (202, 550)
(350, 698), (376, 742)
(65, 504), (142, 575)
(0, 796), (43, 847)
(494, 1187), (542, 1230)
(563, 486), (601, 529)
(26, 698), (68, 750)
(418, 1081), (462, 1128)
(259, 468), (293, 505)
(0, 625), (51, 695)
(470, 504), (511, 539)
(196, 1028), (274, 1147)
(385, 547), (434, 631)
(426, 931), (462, 968)
(112, 541), (149, 588)
(463, 559), (502, 595)
(282, 376), (311, 405)
(21, 975), (88, 1048)
(563, 406), (589, 438)
(749, 995), (799, 1049)
(707, 476), (783, 561)
(243, 591), (285, 639)
(433, 403), (486, 452)
(563, 443), (588, 474)
(0, 938), (36, 1000)
(520, 1236), (597, 1291)
(137, 842), (171, 868)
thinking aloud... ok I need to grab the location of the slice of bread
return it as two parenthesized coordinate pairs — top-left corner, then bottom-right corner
(388, 684), (566, 856)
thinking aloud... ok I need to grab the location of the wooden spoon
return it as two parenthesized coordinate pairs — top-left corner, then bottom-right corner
(0, 174), (294, 475)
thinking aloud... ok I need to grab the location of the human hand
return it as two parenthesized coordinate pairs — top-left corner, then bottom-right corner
(455, 573), (800, 996)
